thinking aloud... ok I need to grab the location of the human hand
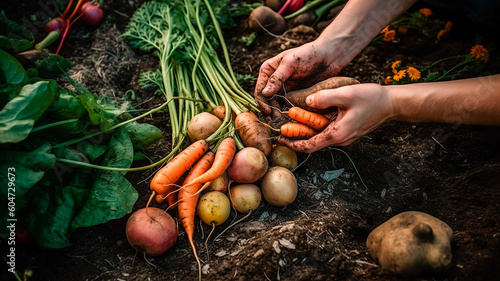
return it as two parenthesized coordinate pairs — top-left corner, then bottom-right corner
(254, 41), (343, 115)
(278, 83), (394, 153)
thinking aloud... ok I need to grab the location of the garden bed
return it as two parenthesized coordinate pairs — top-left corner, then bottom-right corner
(1, 0), (499, 281)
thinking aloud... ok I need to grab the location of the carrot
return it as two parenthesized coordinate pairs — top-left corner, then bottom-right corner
(178, 151), (215, 281)
(235, 111), (272, 156)
(184, 137), (237, 187)
(150, 139), (210, 196)
(286, 107), (330, 131)
(280, 122), (317, 138)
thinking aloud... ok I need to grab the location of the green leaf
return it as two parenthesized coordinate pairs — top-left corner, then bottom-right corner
(0, 143), (56, 197)
(70, 127), (138, 231)
(0, 48), (28, 88)
(78, 92), (129, 131)
(35, 53), (72, 79)
(0, 10), (34, 52)
(125, 121), (163, 150)
(0, 80), (57, 143)
(78, 143), (107, 161)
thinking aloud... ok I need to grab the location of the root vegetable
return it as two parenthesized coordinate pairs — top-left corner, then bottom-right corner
(207, 171), (230, 193)
(260, 166), (297, 206)
(79, 2), (104, 27)
(248, 6), (287, 35)
(235, 111), (272, 156)
(187, 112), (222, 142)
(266, 0), (287, 12)
(227, 147), (269, 183)
(212, 105), (235, 121)
(285, 76), (360, 114)
(125, 207), (178, 256)
(229, 184), (262, 213)
(366, 211), (453, 277)
(197, 191), (231, 226)
(269, 144), (298, 170)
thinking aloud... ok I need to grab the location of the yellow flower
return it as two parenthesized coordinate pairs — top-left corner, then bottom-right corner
(470, 45), (489, 63)
(445, 21), (453, 31)
(393, 69), (406, 81)
(380, 26), (389, 34)
(406, 67), (421, 81)
(419, 8), (432, 18)
(383, 30), (396, 41)
(384, 76), (393, 85)
(391, 60), (401, 74)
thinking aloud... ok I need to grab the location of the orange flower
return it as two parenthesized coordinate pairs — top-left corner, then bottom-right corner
(470, 45), (489, 63)
(398, 26), (408, 34)
(419, 8), (432, 18)
(393, 69), (406, 81)
(406, 67), (421, 81)
(384, 76), (393, 85)
(380, 26), (389, 34)
(391, 60), (401, 74)
(444, 21), (453, 31)
(437, 29), (447, 40)
(383, 30), (396, 41)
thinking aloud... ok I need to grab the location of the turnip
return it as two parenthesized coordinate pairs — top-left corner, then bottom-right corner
(44, 17), (66, 34)
(197, 191), (231, 226)
(187, 112), (222, 142)
(269, 144), (298, 171)
(260, 166), (297, 206)
(125, 207), (178, 256)
(229, 184), (262, 213)
(207, 171), (230, 193)
(248, 6), (287, 35)
(227, 147), (268, 183)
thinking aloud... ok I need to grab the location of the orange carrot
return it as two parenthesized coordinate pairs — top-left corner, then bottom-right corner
(178, 151), (215, 281)
(286, 107), (330, 131)
(184, 137), (237, 187)
(150, 139), (210, 196)
(280, 122), (317, 138)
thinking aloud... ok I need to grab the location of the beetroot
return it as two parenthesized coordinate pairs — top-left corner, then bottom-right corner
(125, 207), (178, 256)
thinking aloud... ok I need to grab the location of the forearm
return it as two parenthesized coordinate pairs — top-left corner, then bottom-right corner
(388, 74), (500, 125)
(315, 0), (416, 68)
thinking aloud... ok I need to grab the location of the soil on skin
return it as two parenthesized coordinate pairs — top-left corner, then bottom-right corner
(1, 1), (499, 281)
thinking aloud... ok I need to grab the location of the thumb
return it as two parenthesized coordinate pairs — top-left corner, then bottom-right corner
(306, 88), (350, 109)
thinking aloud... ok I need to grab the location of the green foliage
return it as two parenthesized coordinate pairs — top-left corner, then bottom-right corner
(0, 10), (34, 52)
(0, 29), (162, 248)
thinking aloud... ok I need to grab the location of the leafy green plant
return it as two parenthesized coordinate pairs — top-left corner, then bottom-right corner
(0, 17), (164, 248)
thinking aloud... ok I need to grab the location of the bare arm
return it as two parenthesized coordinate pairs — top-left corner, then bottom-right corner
(255, 0), (417, 114)
(279, 74), (500, 153)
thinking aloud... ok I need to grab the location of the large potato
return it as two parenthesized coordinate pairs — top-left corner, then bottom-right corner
(260, 166), (297, 206)
(366, 211), (453, 277)
(269, 144), (298, 171)
(187, 112), (222, 142)
(229, 184), (262, 213)
(227, 147), (269, 183)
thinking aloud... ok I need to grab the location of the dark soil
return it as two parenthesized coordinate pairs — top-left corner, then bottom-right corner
(1, 1), (499, 281)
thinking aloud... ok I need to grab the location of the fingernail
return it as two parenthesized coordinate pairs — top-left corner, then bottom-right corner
(306, 95), (313, 105)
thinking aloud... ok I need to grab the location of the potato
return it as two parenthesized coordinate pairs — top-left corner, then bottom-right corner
(187, 112), (222, 142)
(285, 76), (359, 114)
(235, 111), (272, 156)
(197, 191), (231, 226)
(229, 184), (262, 213)
(212, 105), (235, 121)
(227, 147), (269, 183)
(248, 6), (287, 35)
(207, 171), (230, 193)
(260, 166), (297, 206)
(366, 211), (453, 277)
(269, 144), (298, 171)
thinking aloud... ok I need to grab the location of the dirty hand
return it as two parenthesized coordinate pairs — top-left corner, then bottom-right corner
(254, 41), (343, 115)
(278, 83), (394, 153)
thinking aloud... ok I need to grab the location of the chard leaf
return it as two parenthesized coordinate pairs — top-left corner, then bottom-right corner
(0, 48), (28, 88)
(78, 143), (107, 161)
(0, 143), (56, 197)
(79, 92), (129, 131)
(70, 127), (138, 231)
(0, 11), (34, 52)
(0, 80), (57, 143)
(125, 121), (163, 150)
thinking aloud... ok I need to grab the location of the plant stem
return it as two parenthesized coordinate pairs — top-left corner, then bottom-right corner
(31, 119), (78, 133)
